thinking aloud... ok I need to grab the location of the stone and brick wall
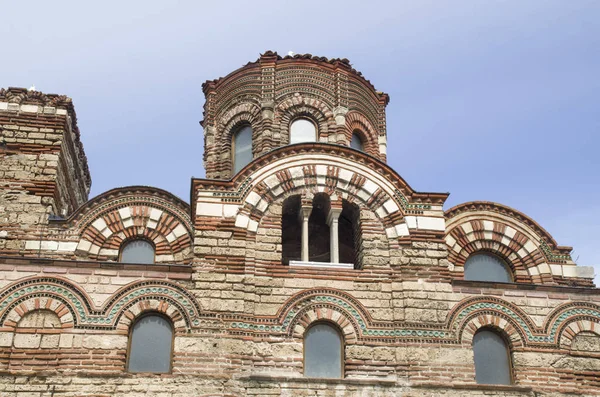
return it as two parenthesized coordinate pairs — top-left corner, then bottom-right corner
(0, 54), (598, 396)
(0, 88), (91, 257)
(201, 51), (390, 179)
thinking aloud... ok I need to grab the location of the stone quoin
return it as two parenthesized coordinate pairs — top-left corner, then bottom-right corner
(0, 51), (598, 396)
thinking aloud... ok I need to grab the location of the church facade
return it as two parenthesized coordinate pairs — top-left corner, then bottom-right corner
(0, 51), (598, 396)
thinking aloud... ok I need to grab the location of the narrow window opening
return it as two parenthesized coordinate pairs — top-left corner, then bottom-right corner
(473, 328), (513, 385)
(121, 239), (155, 264)
(304, 322), (343, 378)
(233, 125), (253, 174)
(308, 193), (330, 262)
(282, 195), (302, 265)
(339, 200), (361, 267)
(127, 314), (173, 373)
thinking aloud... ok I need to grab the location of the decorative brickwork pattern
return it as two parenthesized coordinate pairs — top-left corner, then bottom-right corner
(0, 53), (598, 396)
(445, 201), (589, 286)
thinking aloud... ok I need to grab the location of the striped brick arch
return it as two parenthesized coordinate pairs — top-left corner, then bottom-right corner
(71, 187), (193, 264)
(279, 288), (370, 343)
(231, 154), (411, 242)
(274, 93), (337, 144)
(2, 297), (74, 332)
(460, 314), (524, 348)
(344, 111), (379, 157)
(445, 202), (575, 284)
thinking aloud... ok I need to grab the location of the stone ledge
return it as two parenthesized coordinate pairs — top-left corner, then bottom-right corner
(0, 255), (193, 277)
(239, 373), (397, 386)
(411, 382), (533, 393)
(290, 260), (354, 270)
(452, 279), (600, 295)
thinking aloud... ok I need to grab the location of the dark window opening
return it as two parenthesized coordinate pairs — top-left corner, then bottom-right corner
(308, 193), (330, 262)
(339, 200), (361, 267)
(282, 195), (302, 265)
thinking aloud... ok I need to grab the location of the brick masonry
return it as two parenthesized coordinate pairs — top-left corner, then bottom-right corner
(0, 52), (598, 396)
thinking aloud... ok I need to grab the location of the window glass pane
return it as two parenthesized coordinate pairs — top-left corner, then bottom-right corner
(121, 240), (154, 264)
(304, 323), (342, 378)
(233, 126), (252, 174)
(473, 329), (512, 385)
(350, 133), (363, 151)
(128, 315), (173, 373)
(464, 253), (511, 282)
(290, 119), (316, 144)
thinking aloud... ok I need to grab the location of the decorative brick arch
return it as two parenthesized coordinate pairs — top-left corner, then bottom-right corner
(0, 277), (204, 331)
(70, 187), (193, 264)
(560, 323), (600, 349)
(448, 297), (533, 347)
(3, 298), (74, 332)
(544, 302), (600, 346)
(229, 154), (413, 242)
(460, 314), (524, 348)
(216, 102), (262, 176)
(291, 307), (358, 344)
(445, 202), (576, 284)
(0, 277), (89, 330)
(274, 93), (337, 144)
(276, 289), (372, 343)
(117, 299), (186, 335)
(103, 280), (203, 332)
(344, 111), (379, 156)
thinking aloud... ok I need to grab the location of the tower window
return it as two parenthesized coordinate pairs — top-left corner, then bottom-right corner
(464, 253), (512, 283)
(127, 314), (173, 373)
(120, 240), (155, 264)
(308, 193), (331, 262)
(350, 132), (364, 151)
(282, 195), (302, 265)
(290, 119), (317, 144)
(473, 328), (513, 385)
(339, 200), (361, 267)
(304, 323), (343, 378)
(233, 125), (253, 174)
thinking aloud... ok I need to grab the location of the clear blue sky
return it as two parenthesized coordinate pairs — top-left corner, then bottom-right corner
(2, 1), (599, 282)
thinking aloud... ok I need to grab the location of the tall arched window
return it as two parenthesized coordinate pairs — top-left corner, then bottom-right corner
(350, 132), (364, 151)
(233, 125), (253, 174)
(464, 253), (512, 283)
(290, 119), (317, 144)
(282, 195), (302, 265)
(127, 314), (173, 373)
(473, 328), (513, 385)
(308, 193), (330, 262)
(304, 323), (343, 378)
(339, 200), (361, 267)
(120, 239), (155, 264)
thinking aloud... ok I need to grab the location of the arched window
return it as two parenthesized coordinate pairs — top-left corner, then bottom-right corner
(290, 119), (317, 144)
(472, 328), (513, 385)
(339, 200), (361, 267)
(127, 314), (173, 373)
(350, 132), (364, 151)
(304, 323), (343, 378)
(282, 195), (302, 265)
(464, 253), (512, 283)
(232, 125), (253, 174)
(120, 239), (155, 264)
